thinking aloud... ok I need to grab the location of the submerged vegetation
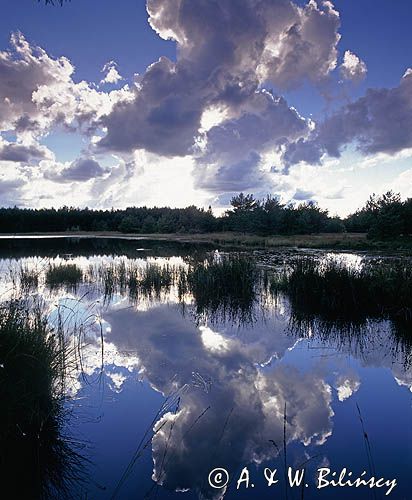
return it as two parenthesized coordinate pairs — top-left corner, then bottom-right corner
(0, 300), (82, 497)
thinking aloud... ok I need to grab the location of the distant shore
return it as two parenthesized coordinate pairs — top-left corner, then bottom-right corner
(1, 231), (411, 253)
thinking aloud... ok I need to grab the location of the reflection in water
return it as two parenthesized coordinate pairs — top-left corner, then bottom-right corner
(95, 302), (411, 499)
(0, 245), (411, 499)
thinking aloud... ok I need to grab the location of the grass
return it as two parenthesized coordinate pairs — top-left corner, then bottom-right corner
(19, 264), (39, 292)
(139, 263), (174, 296)
(182, 255), (258, 322)
(45, 263), (83, 289)
(272, 257), (412, 327)
(0, 299), (82, 497)
(90, 260), (176, 301)
(88, 256), (259, 322)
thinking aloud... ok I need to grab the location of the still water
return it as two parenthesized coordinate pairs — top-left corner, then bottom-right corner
(1, 237), (411, 500)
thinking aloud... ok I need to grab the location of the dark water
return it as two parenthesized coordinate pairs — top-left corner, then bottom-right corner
(1, 238), (411, 500)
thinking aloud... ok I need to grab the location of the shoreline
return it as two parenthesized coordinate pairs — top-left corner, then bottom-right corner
(0, 231), (411, 253)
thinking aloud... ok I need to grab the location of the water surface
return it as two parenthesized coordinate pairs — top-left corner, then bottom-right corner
(1, 237), (410, 500)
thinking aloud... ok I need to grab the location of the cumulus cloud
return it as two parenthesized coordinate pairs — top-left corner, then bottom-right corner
(340, 50), (367, 82)
(100, 60), (123, 85)
(335, 373), (360, 401)
(1, 3), (390, 204)
(44, 157), (107, 183)
(98, 0), (342, 162)
(258, 0), (341, 88)
(0, 177), (25, 198)
(147, 0), (340, 89)
(99, 56), (206, 156)
(194, 90), (312, 191)
(0, 137), (52, 163)
(0, 32), (133, 139)
(0, 169), (28, 206)
(0, 31), (72, 133)
(283, 70), (412, 167)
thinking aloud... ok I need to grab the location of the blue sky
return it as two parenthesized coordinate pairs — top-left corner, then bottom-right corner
(0, 0), (176, 82)
(1, 0), (412, 215)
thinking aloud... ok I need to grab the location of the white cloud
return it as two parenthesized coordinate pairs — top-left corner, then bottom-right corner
(335, 373), (361, 401)
(0, 136), (53, 163)
(98, 0), (343, 163)
(100, 61), (123, 85)
(340, 50), (367, 82)
(283, 69), (412, 167)
(0, 32), (133, 140)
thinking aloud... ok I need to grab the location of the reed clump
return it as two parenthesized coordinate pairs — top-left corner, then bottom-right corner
(182, 255), (258, 321)
(91, 260), (176, 300)
(0, 299), (82, 497)
(139, 263), (174, 295)
(272, 257), (412, 325)
(45, 263), (83, 289)
(19, 265), (39, 292)
(91, 255), (259, 321)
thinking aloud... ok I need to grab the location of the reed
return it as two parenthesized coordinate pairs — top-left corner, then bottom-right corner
(19, 264), (39, 292)
(272, 257), (412, 326)
(184, 255), (258, 322)
(0, 299), (83, 497)
(45, 263), (83, 289)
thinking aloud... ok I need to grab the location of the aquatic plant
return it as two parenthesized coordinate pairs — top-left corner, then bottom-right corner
(184, 254), (258, 322)
(139, 262), (174, 296)
(45, 263), (83, 289)
(19, 264), (40, 292)
(272, 257), (412, 327)
(0, 299), (83, 497)
(88, 255), (259, 322)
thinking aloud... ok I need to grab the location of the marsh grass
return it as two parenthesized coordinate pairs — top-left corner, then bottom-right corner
(87, 255), (259, 322)
(19, 264), (40, 292)
(272, 257), (412, 328)
(139, 262), (174, 296)
(182, 255), (258, 322)
(45, 263), (83, 289)
(90, 260), (177, 302)
(0, 299), (83, 497)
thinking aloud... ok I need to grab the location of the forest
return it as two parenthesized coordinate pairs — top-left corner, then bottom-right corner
(1, 191), (411, 240)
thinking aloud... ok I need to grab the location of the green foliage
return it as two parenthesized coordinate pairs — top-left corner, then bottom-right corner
(224, 194), (337, 235)
(118, 215), (140, 233)
(345, 191), (412, 240)
(229, 193), (258, 213)
(3, 190), (411, 239)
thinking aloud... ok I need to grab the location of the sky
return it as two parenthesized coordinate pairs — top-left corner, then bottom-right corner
(1, 0), (412, 216)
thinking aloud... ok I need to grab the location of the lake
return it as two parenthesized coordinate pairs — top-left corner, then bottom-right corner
(0, 237), (411, 500)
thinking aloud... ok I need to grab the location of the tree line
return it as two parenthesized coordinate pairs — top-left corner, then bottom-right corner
(0, 191), (410, 239)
